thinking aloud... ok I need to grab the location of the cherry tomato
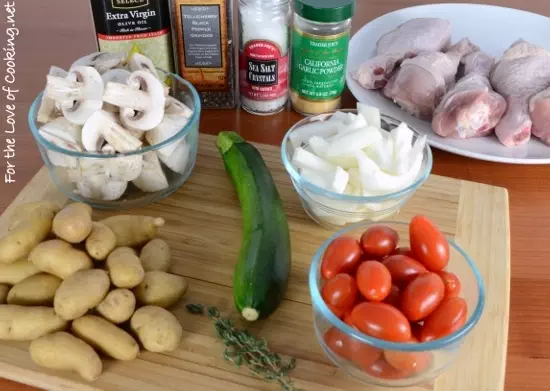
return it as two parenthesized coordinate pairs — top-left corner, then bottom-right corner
(382, 254), (427, 286)
(322, 274), (358, 312)
(401, 272), (445, 321)
(383, 285), (401, 308)
(438, 271), (461, 298)
(390, 247), (415, 258)
(384, 337), (432, 374)
(360, 225), (399, 258)
(356, 261), (392, 302)
(421, 297), (468, 342)
(324, 327), (353, 360)
(361, 358), (412, 380)
(351, 302), (411, 342)
(324, 327), (382, 367)
(321, 236), (362, 280)
(409, 215), (450, 272)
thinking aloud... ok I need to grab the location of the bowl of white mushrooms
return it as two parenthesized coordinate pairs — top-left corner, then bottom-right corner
(28, 51), (201, 209)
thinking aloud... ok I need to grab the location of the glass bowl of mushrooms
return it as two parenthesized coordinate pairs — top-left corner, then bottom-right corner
(28, 52), (201, 209)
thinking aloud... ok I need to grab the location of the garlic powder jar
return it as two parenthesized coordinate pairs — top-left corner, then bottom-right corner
(238, 0), (291, 115)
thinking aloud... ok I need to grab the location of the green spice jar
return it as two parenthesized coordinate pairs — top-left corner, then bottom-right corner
(290, 0), (356, 115)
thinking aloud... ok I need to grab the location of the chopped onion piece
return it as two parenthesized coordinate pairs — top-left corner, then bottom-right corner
(391, 122), (414, 175)
(348, 167), (361, 190)
(358, 102), (381, 129)
(331, 166), (349, 194)
(308, 136), (329, 157)
(292, 147), (336, 174)
(409, 134), (427, 166)
(300, 168), (328, 188)
(327, 127), (382, 158)
(329, 111), (349, 123)
(289, 121), (339, 148)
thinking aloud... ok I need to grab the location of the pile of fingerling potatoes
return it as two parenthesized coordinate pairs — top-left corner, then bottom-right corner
(0, 201), (188, 381)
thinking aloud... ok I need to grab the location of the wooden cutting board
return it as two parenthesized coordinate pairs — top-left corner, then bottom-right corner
(0, 134), (510, 391)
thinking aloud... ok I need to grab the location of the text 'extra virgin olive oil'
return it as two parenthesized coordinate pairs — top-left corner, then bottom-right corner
(90, 0), (175, 72)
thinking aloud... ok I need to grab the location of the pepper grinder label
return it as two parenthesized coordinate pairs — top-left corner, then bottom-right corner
(239, 40), (288, 101)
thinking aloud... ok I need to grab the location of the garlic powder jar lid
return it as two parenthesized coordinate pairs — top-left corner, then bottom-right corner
(293, 0), (356, 23)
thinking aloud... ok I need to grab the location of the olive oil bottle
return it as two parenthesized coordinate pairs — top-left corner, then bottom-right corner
(89, 0), (175, 72)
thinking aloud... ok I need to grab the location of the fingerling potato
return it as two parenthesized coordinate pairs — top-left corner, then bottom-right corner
(85, 222), (116, 261)
(7, 273), (62, 306)
(96, 289), (136, 324)
(0, 259), (40, 285)
(72, 315), (139, 361)
(130, 306), (182, 352)
(8, 201), (60, 231)
(52, 203), (93, 243)
(140, 238), (171, 271)
(54, 269), (110, 320)
(133, 271), (188, 308)
(0, 305), (68, 340)
(100, 215), (165, 247)
(0, 206), (55, 264)
(30, 332), (102, 381)
(29, 239), (92, 279)
(106, 247), (144, 288)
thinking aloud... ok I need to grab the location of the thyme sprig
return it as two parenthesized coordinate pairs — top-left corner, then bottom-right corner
(187, 304), (302, 391)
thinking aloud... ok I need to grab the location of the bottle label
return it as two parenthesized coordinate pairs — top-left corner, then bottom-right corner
(239, 40), (289, 101)
(90, 0), (174, 73)
(290, 29), (350, 101)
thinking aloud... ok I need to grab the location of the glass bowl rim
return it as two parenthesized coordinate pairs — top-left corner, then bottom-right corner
(281, 109), (433, 203)
(27, 68), (202, 159)
(309, 220), (486, 352)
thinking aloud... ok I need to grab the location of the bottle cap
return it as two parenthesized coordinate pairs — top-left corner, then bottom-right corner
(294, 0), (356, 23)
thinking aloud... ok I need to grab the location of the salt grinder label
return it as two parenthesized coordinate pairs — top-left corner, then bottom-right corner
(239, 40), (288, 101)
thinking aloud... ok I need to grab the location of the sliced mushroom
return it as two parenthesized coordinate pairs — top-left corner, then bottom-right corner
(71, 52), (126, 74)
(101, 144), (116, 155)
(44, 74), (83, 102)
(39, 117), (82, 149)
(74, 175), (128, 201)
(145, 115), (189, 157)
(106, 155), (143, 181)
(61, 66), (104, 125)
(164, 97), (193, 118)
(37, 66), (68, 124)
(103, 70), (165, 131)
(38, 127), (81, 169)
(128, 53), (159, 79)
(82, 110), (142, 152)
(69, 155), (142, 182)
(158, 140), (190, 174)
(133, 151), (169, 192)
(101, 69), (131, 113)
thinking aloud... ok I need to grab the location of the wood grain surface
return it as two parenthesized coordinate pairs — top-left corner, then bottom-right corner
(0, 0), (548, 390)
(0, 135), (509, 391)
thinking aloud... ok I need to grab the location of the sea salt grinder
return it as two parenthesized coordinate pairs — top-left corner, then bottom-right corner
(238, 0), (291, 115)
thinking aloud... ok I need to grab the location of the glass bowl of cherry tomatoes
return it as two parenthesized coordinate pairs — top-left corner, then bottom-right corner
(309, 215), (485, 387)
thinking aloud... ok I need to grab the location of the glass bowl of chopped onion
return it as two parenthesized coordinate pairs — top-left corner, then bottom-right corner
(281, 105), (433, 228)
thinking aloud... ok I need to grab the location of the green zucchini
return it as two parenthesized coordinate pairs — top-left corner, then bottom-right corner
(216, 131), (291, 322)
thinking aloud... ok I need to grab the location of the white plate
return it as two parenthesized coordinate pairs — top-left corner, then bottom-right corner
(346, 4), (550, 164)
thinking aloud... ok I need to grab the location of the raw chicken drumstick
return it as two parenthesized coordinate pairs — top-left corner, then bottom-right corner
(530, 88), (550, 145)
(491, 40), (550, 147)
(351, 18), (451, 90)
(432, 52), (507, 139)
(382, 38), (479, 120)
